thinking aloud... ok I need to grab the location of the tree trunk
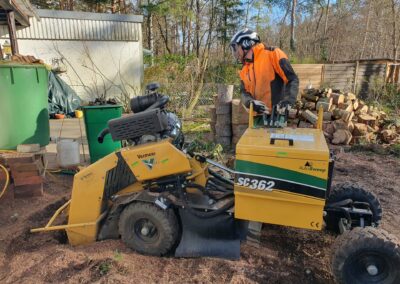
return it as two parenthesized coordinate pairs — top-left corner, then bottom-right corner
(391, 0), (398, 62)
(290, 0), (297, 53)
(360, 0), (372, 59)
(148, 12), (154, 65)
(195, 0), (200, 57)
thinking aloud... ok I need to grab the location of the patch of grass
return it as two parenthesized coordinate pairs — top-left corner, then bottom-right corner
(389, 143), (400, 158)
(182, 121), (210, 133)
(113, 250), (123, 262)
(98, 260), (112, 276)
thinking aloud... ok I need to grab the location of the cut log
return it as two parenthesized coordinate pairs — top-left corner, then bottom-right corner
(332, 129), (352, 145)
(381, 129), (398, 143)
(323, 122), (335, 135)
(352, 123), (368, 136)
(301, 110), (318, 125)
(352, 99), (359, 110)
(304, 101), (316, 110)
(338, 102), (354, 112)
(333, 119), (354, 132)
(323, 112), (332, 121)
(298, 121), (313, 128)
(358, 114), (376, 127)
(332, 109), (354, 122)
(301, 92), (319, 102)
(351, 135), (370, 144)
(345, 92), (357, 101)
(325, 88), (333, 97)
(316, 97), (333, 112)
(379, 111), (387, 119)
(288, 108), (298, 119)
(331, 93), (345, 105)
(356, 100), (368, 113)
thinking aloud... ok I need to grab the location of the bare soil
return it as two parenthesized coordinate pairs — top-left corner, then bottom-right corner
(0, 150), (399, 284)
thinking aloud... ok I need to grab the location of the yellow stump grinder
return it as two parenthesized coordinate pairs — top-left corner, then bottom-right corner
(33, 83), (400, 284)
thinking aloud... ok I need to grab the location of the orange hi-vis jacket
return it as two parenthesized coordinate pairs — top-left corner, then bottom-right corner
(239, 43), (299, 110)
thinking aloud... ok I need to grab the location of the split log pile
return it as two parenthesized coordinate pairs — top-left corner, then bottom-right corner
(295, 88), (400, 145)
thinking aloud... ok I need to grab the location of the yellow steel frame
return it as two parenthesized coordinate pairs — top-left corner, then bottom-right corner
(30, 200), (107, 233)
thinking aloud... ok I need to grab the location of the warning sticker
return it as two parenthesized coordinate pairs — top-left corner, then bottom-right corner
(270, 133), (314, 142)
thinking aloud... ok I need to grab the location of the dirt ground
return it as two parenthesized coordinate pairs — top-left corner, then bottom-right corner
(0, 150), (399, 284)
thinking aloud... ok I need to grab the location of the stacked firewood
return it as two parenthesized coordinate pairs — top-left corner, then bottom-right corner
(294, 88), (400, 145)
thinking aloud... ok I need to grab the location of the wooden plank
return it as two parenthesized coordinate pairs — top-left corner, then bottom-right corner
(325, 63), (355, 68)
(292, 64), (324, 69)
(324, 70), (356, 75)
(7, 11), (19, 55)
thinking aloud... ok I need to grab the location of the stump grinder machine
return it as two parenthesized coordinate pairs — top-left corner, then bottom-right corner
(33, 83), (400, 284)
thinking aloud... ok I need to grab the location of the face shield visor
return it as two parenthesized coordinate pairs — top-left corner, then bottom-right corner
(230, 43), (241, 63)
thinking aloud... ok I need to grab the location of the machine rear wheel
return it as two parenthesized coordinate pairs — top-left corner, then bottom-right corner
(331, 227), (400, 284)
(325, 183), (382, 232)
(119, 202), (179, 256)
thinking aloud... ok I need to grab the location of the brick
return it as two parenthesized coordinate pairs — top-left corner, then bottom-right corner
(17, 144), (40, 153)
(13, 176), (43, 187)
(13, 183), (43, 198)
(11, 171), (40, 179)
(10, 163), (39, 173)
(0, 153), (35, 167)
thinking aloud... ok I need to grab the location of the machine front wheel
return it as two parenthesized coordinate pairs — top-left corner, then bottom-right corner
(119, 202), (179, 256)
(331, 227), (400, 284)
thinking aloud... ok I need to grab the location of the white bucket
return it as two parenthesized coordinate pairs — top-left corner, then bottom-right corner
(57, 139), (80, 167)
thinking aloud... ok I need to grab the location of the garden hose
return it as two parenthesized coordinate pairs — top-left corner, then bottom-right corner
(0, 163), (10, 199)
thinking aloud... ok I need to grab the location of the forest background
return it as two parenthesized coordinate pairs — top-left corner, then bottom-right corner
(31, 0), (400, 115)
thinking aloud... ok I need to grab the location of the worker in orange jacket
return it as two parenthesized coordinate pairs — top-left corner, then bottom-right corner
(230, 29), (299, 119)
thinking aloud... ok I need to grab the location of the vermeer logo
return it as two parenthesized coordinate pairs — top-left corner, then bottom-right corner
(137, 152), (155, 159)
(142, 158), (155, 170)
(300, 161), (326, 173)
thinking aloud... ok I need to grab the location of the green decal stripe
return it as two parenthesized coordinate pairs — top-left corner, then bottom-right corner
(235, 160), (327, 189)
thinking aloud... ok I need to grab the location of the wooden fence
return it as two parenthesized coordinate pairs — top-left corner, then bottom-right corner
(293, 62), (395, 97)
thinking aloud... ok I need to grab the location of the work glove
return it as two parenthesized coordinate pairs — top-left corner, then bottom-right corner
(277, 100), (292, 108)
(252, 100), (267, 113)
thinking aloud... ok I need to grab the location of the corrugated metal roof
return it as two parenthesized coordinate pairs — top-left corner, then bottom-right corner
(0, 9), (142, 41)
(0, 0), (36, 26)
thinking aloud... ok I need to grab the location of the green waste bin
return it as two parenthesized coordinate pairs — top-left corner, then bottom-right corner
(0, 64), (49, 149)
(82, 105), (122, 163)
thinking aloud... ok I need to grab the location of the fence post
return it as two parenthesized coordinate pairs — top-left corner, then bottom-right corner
(353, 60), (359, 93)
(321, 64), (325, 86)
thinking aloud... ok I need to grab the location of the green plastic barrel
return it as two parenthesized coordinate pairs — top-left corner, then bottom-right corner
(0, 64), (49, 150)
(82, 105), (122, 163)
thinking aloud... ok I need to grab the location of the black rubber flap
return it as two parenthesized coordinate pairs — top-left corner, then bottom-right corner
(175, 209), (248, 260)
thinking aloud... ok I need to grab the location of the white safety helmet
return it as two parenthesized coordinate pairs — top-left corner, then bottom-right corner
(230, 28), (260, 51)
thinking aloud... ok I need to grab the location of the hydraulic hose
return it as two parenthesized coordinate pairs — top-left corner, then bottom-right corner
(208, 177), (233, 190)
(208, 168), (234, 185)
(0, 163), (10, 200)
(206, 180), (232, 193)
(179, 182), (234, 218)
